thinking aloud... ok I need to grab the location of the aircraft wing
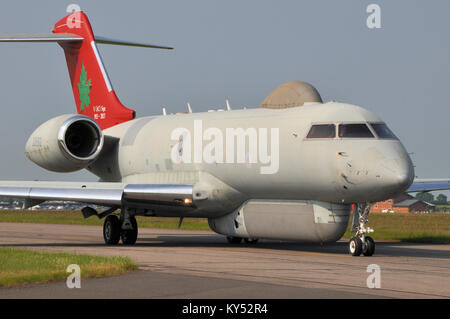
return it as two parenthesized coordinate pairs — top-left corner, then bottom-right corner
(0, 181), (200, 210)
(407, 179), (450, 193)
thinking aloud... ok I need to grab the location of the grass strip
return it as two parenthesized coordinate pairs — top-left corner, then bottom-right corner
(343, 212), (450, 244)
(0, 247), (138, 287)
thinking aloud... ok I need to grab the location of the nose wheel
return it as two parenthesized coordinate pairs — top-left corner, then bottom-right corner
(349, 203), (376, 256)
(349, 235), (375, 256)
(362, 236), (375, 256)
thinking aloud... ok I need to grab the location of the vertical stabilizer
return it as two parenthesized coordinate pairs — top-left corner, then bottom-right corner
(53, 12), (135, 129)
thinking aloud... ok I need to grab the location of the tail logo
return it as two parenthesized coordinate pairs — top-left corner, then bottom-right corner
(77, 64), (91, 112)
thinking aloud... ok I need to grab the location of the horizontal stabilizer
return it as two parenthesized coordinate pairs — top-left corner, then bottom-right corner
(0, 33), (172, 49)
(0, 33), (83, 42)
(95, 36), (173, 50)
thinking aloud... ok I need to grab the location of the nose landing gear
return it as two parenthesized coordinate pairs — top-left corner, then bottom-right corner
(349, 202), (376, 256)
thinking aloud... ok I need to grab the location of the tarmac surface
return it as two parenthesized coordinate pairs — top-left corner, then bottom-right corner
(0, 222), (449, 298)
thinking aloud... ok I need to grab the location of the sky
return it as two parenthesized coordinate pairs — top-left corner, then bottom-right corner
(0, 1), (448, 196)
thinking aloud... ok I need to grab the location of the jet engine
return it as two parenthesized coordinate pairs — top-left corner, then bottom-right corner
(25, 114), (104, 172)
(209, 200), (350, 243)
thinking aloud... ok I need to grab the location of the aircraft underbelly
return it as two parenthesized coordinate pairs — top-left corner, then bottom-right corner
(209, 200), (350, 243)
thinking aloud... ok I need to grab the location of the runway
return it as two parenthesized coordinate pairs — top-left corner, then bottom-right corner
(0, 222), (449, 298)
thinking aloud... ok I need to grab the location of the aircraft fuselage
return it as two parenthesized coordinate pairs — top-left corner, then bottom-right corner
(89, 101), (414, 218)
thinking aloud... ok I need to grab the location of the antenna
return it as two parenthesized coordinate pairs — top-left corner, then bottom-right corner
(187, 103), (193, 113)
(162, 107), (167, 116)
(226, 99), (231, 111)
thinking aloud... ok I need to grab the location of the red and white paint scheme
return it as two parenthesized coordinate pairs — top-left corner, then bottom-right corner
(53, 12), (136, 129)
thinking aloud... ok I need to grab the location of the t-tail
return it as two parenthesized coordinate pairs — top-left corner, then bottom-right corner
(0, 11), (173, 129)
(52, 12), (136, 129)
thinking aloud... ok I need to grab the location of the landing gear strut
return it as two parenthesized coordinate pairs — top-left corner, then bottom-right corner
(120, 215), (138, 245)
(349, 202), (375, 256)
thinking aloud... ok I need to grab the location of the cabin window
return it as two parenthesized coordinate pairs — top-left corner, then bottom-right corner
(370, 123), (398, 139)
(306, 124), (336, 138)
(338, 124), (374, 138)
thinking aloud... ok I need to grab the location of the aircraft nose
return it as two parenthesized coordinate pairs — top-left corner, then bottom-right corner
(397, 171), (413, 188)
(380, 145), (414, 192)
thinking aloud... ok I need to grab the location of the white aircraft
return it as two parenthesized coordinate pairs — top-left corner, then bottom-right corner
(0, 12), (448, 256)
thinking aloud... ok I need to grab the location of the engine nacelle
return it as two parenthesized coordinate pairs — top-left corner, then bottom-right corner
(25, 114), (104, 172)
(208, 200), (351, 243)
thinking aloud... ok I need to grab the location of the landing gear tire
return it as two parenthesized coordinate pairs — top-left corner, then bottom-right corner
(350, 202), (376, 256)
(103, 215), (121, 245)
(121, 216), (138, 245)
(226, 236), (242, 244)
(362, 236), (375, 256)
(349, 237), (363, 256)
(244, 238), (259, 244)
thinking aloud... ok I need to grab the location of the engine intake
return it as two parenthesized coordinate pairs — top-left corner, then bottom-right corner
(26, 114), (104, 172)
(58, 116), (103, 161)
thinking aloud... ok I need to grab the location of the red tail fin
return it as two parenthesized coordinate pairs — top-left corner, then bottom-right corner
(53, 12), (135, 129)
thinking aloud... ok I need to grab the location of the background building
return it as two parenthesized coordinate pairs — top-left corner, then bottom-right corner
(371, 193), (435, 213)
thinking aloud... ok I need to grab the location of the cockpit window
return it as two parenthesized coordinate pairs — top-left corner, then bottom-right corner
(306, 124), (336, 138)
(370, 123), (398, 139)
(338, 124), (374, 138)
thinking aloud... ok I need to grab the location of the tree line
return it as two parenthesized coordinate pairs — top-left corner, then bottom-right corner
(415, 193), (448, 205)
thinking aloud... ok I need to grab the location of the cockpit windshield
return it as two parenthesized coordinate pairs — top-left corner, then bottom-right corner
(338, 124), (374, 138)
(369, 123), (398, 139)
(305, 122), (398, 140)
(306, 124), (336, 138)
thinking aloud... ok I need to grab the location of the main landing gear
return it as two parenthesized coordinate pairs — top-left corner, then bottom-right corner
(103, 209), (138, 245)
(349, 202), (375, 256)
